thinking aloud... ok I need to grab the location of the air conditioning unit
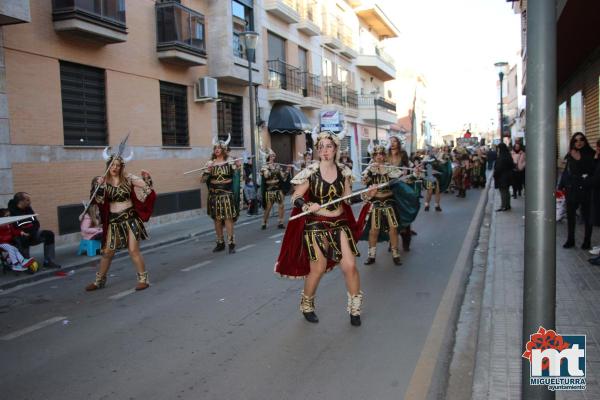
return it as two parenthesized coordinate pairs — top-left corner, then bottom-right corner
(194, 77), (218, 102)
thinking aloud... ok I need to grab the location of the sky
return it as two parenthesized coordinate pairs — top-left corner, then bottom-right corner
(379, 0), (522, 134)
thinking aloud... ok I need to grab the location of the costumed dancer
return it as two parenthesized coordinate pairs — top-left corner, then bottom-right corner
(260, 149), (291, 229)
(422, 151), (444, 212)
(297, 149), (314, 170)
(275, 131), (376, 326)
(452, 147), (469, 198)
(85, 146), (156, 291)
(339, 149), (354, 170)
(361, 142), (403, 265)
(201, 134), (241, 254)
(388, 136), (419, 251)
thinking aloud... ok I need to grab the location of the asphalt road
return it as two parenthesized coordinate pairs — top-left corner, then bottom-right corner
(0, 190), (482, 400)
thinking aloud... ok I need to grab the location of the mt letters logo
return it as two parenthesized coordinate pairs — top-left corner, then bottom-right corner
(522, 326), (586, 391)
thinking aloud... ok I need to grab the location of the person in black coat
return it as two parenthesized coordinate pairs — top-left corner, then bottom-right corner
(493, 143), (514, 211)
(486, 146), (497, 170)
(8, 192), (61, 268)
(558, 132), (595, 249)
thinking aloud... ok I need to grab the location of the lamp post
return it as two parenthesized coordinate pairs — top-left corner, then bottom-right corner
(495, 61), (508, 142)
(371, 89), (380, 144)
(241, 31), (259, 184)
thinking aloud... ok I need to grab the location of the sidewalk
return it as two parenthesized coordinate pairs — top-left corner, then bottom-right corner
(0, 208), (270, 291)
(471, 190), (600, 399)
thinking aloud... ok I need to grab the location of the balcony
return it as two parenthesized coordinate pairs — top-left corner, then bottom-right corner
(297, 0), (319, 36)
(354, 3), (399, 39)
(267, 59), (304, 105)
(0, 0), (31, 25)
(52, 0), (126, 43)
(156, 2), (206, 66)
(356, 46), (396, 81)
(264, 0), (299, 24)
(358, 95), (397, 125)
(323, 81), (358, 117)
(321, 14), (344, 50)
(300, 72), (322, 109)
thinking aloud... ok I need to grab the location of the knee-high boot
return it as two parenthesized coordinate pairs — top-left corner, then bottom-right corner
(135, 271), (149, 291)
(300, 291), (318, 323)
(347, 291), (364, 326)
(85, 272), (107, 291)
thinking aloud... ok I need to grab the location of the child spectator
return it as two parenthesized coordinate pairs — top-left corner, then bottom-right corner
(0, 208), (36, 272)
(80, 177), (104, 241)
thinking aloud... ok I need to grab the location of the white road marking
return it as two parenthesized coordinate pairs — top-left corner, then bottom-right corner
(269, 233), (284, 239)
(1, 316), (67, 341)
(236, 244), (256, 252)
(0, 276), (64, 296)
(181, 260), (212, 272)
(108, 288), (136, 300)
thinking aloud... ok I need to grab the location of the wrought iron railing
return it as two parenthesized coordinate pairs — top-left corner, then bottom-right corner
(298, 0), (318, 23)
(267, 59), (303, 94)
(156, 1), (206, 56)
(324, 81), (357, 108)
(358, 95), (397, 112)
(302, 72), (321, 98)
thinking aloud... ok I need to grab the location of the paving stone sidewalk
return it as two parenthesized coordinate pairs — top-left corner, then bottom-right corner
(473, 190), (600, 399)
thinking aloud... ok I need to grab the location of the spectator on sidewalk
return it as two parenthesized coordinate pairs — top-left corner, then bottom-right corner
(0, 208), (36, 272)
(558, 132), (595, 249)
(243, 177), (258, 216)
(8, 192), (61, 269)
(511, 142), (526, 198)
(493, 143), (514, 212)
(80, 177), (103, 241)
(486, 146), (497, 170)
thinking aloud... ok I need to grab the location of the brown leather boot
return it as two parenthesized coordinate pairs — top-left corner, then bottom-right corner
(85, 272), (107, 291)
(135, 271), (150, 291)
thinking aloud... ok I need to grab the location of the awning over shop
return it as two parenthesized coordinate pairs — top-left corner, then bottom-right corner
(268, 104), (311, 135)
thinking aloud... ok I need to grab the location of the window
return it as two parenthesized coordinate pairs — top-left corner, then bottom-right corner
(268, 31), (286, 61)
(558, 101), (568, 158)
(232, 0), (254, 59)
(160, 81), (189, 146)
(570, 91), (584, 134)
(60, 61), (107, 146)
(217, 93), (244, 148)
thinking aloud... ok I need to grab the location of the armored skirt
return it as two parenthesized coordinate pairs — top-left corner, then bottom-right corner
(265, 188), (284, 205)
(207, 183), (239, 221)
(105, 207), (149, 250)
(303, 213), (360, 263)
(368, 197), (399, 232)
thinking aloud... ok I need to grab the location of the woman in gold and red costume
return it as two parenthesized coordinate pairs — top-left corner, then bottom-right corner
(275, 131), (376, 326)
(85, 148), (156, 291)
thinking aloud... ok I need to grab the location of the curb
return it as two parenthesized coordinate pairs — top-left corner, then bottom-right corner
(445, 181), (495, 399)
(0, 211), (271, 291)
(405, 177), (492, 399)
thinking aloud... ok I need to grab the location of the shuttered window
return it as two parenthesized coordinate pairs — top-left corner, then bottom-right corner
(217, 93), (244, 147)
(60, 61), (107, 146)
(160, 81), (189, 146)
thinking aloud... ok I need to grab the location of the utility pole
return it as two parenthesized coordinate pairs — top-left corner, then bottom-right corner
(522, 1), (556, 399)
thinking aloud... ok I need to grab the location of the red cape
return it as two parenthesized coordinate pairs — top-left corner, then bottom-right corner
(274, 202), (371, 279)
(97, 189), (156, 248)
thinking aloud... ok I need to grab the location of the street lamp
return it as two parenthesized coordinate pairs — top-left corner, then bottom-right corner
(370, 89), (380, 143)
(494, 61), (508, 142)
(241, 30), (259, 184)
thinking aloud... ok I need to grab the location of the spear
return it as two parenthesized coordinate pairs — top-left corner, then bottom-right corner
(360, 162), (415, 171)
(0, 214), (38, 227)
(79, 133), (130, 221)
(183, 157), (250, 175)
(289, 177), (408, 221)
